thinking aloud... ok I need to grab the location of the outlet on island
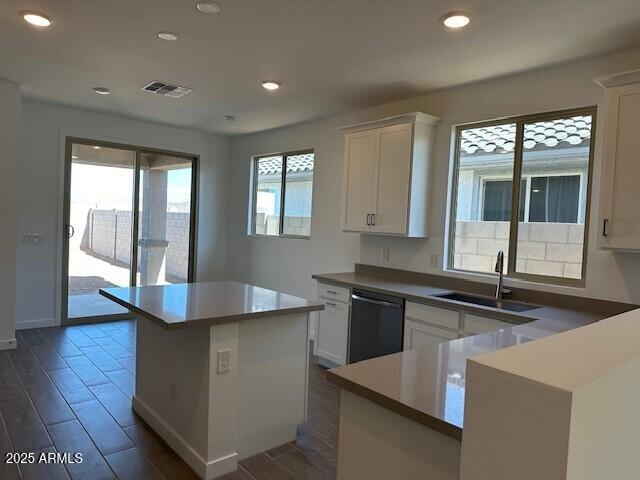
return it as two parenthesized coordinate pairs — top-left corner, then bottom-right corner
(217, 349), (231, 374)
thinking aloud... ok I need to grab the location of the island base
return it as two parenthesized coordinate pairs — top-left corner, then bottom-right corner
(133, 313), (310, 479)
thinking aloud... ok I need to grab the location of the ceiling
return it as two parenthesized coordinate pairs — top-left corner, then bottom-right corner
(3, 0), (640, 136)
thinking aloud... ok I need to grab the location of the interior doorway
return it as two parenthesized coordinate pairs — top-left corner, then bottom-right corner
(62, 138), (198, 324)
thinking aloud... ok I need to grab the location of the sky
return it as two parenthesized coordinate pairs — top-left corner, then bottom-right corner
(70, 164), (192, 210)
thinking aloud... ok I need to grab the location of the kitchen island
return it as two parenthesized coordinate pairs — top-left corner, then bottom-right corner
(100, 281), (323, 480)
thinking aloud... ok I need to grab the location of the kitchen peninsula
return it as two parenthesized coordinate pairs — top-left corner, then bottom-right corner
(315, 266), (639, 480)
(100, 281), (323, 480)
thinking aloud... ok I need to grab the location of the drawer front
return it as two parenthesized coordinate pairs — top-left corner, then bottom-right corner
(405, 301), (460, 331)
(463, 314), (512, 335)
(317, 283), (350, 304)
(404, 319), (458, 351)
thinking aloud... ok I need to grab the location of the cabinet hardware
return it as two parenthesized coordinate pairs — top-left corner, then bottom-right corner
(371, 213), (376, 225)
(326, 290), (337, 295)
(366, 213), (371, 226)
(602, 218), (609, 237)
(326, 301), (337, 307)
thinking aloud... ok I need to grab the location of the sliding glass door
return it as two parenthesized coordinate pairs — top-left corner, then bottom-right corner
(62, 139), (197, 324)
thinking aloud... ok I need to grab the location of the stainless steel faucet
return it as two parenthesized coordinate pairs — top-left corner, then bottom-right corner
(494, 251), (511, 299)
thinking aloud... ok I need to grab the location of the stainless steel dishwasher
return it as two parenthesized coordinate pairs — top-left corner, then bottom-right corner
(348, 289), (405, 363)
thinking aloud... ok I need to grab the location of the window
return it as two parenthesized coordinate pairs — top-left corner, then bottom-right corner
(449, 108), (595, 284)
(481, 179), (526, 221)
(251, 150), (314, 238)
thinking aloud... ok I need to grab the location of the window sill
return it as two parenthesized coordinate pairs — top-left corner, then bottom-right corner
(248, 233), (310, 241)
(442, 267), (586, 292)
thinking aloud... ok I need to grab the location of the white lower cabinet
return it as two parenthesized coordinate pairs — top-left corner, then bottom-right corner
(315, 283), (350, 366)
(462, 314), (512, 335)
(404, 318), (458, 351)
(403, 301), (515, 351)
(403, 302), (461, 351)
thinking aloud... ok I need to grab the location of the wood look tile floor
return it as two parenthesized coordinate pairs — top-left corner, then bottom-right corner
(0, 321), (339, 480)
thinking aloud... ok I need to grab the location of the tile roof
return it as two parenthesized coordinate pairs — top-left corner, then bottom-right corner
(258, 153), (315, 176)
(460, 115), (592, 155)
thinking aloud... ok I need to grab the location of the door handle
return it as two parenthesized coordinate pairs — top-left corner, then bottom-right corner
(602, 218), (609, 237)
(65, 224), (75, 238)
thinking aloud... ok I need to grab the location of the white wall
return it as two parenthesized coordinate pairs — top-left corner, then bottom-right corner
(226, 47), (640, 304)
(17, 101), (231, 329)
(0, 78), (21, 349)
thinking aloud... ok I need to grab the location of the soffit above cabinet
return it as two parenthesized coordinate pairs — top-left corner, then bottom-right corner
(340, 112), (440, 133)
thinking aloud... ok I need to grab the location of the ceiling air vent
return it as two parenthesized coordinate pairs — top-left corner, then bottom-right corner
(141, 81), (192, 98)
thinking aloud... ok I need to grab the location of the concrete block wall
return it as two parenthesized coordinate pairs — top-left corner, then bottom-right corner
(166, 212), (190, 282)
(90, 210), (117, 259)
(254, 214), (310, 236)
(115, 211), (132, 266)
(82, 209), (190, 282)
(453, 221), (584, 279)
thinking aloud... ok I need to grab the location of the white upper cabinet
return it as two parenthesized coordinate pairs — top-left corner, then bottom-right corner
(341, 112), (439, 237)
(596, 70), (640, 250)
(342, 130), (377, 232)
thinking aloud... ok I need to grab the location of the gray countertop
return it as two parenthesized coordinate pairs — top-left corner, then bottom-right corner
(100, 281), (324, 330)
(314, 270), (635, 440)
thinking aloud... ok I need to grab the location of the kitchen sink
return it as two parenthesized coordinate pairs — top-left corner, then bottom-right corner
(434, 292), (541, 313)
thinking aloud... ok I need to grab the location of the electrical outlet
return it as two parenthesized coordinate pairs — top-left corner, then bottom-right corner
(217, 349), (231, 374)
(381, 248), (390, 262)
(429, 254), (438, 268)
(169, 382), (178, 402)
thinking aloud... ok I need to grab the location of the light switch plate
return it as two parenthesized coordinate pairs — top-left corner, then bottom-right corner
(429, 254), (438, 268)
(217, 349), (231, 374)
(22, 233), (43, 245)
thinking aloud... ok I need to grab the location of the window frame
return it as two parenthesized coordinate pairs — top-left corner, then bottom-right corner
(250, 148), (315, 240)
(447, 106), (597, 287)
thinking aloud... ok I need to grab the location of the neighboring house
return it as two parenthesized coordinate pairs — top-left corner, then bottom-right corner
(456, 116), (592, 225)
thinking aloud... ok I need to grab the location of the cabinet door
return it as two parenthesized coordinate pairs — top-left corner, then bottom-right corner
(316, 301), (349, 366)
(403, 319), (458, 351)
(342, 131), (376, 232)
(371, 123), (413, 234)
(405, 302), (460, 331)
(463, 314), (512, 335)
(600, 83), (640, 250)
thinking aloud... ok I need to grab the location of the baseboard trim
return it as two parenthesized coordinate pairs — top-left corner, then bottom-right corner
(0, 338), (17, 351)
(132, 396), (237, 479)
(16, 318), (57, 330)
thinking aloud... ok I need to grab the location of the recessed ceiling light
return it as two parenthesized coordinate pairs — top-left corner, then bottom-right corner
(224, 115), (237, 121)
(158, 31), (178, 41)
(261, 81), (281, 91)
(196, 1), (221, 14)
(93, 146), (101, 150)
(21, 11), (53, 27)
(93, 87), (111, 95)
(441, 12), (471, 29)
